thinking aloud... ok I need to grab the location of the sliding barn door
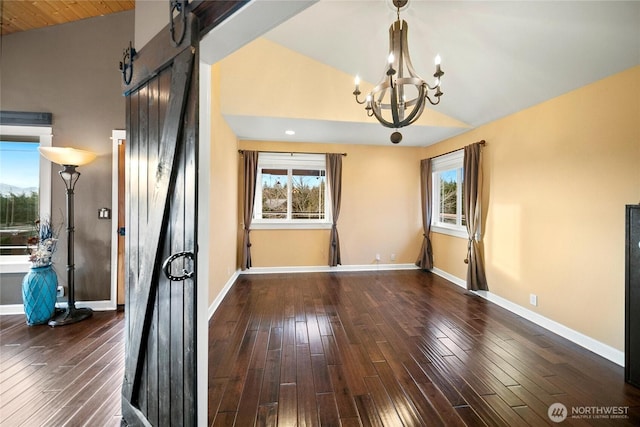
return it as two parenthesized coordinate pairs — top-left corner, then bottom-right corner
(121, 15), (199, 426)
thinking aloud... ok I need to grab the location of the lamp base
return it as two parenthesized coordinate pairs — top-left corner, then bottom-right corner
(48, 306), (93, 327)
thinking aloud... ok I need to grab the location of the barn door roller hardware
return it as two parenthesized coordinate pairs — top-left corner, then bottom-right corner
(162, 251), (195, 281)
(169, 0), (189, 47)
(119, 41), (136, 85)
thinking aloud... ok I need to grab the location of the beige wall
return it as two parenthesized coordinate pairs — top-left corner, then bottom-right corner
(423, 66), (640, 351)
(220, 38), (467, 129)
(208, 64), (240, 306)
(238, 140), (424, 267)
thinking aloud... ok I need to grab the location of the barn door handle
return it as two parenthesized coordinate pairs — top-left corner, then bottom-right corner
(162, 251), (194, 281)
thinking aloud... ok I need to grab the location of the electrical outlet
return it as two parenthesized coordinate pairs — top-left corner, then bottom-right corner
(375, 253), (381, 261)
(57, 286), (64, 297)
(529, 293), (537, 306)
(390, 253), (396, 262)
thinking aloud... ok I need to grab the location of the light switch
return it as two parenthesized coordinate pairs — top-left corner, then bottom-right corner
(98, 208), (111, 219)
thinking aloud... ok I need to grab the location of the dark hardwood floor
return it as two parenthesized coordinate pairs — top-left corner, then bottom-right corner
(0, 310), (124, 427)
(3, 270), (640, 426)
(208, 270), (640, 426)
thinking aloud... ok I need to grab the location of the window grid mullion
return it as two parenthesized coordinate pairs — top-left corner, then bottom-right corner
(433, 171), (440, 224)
(287, 169), (292, 220)
(457, 167), (463, 227)
(255, 170), (263, 218)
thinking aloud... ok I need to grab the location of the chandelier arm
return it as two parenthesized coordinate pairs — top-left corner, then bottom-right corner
(353, 92), (368, 105)
(425, 93), (442, 106)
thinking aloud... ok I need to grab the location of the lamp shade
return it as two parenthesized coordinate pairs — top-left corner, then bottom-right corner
(39, 147), (97, 166)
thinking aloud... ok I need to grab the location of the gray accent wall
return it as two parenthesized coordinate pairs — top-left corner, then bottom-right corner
(0, 11), (134, 303)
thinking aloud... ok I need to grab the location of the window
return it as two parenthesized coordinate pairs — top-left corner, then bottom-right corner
(0, 125), (52, 272)
(432, 150), (468, 238)
(253, 153), (331, 229)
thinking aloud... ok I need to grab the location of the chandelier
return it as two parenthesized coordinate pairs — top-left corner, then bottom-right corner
(352, 0), (444, 144)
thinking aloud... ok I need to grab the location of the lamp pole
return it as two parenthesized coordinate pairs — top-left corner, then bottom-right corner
(48, 164), (92, 326)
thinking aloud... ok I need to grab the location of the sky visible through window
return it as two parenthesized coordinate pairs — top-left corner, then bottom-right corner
(0, 141), (40, 190)
(440, 169), (457, 183)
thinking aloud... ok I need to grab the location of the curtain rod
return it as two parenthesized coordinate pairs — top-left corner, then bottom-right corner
(238, 149), (347, 157)
(429, 140), (485, 160)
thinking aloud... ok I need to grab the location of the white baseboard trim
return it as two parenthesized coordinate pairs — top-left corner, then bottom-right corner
(208, 270), (240, 320)
(0, 299), (116, 316)
(65, 300), (117, 311)
(431, 267), (467, 289)
(240, 263), (420, 275)
(0, 304), (25, 315)
(430, 268), (624, 367)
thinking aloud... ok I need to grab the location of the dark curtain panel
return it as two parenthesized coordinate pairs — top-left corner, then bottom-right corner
(416, 158), (434, 270)
(326, 153), (342, 266)
(463, 142), (489, 291)
(241, 151), (259, 270)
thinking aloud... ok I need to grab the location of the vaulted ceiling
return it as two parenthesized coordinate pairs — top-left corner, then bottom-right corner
(205, 0), (640, 147)
(4, 1), (639, 148)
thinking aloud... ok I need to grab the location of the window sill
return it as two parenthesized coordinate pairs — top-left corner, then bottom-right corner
(431, 225), (468, 239)
(0, 256), (31, 274)
(251, 222), (333, 230)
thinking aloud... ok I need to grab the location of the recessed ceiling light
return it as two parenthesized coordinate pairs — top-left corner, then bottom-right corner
(285, 130), (295, 136)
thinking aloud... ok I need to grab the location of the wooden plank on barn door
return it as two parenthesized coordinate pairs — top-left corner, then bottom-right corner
(121, 12), (199, 427)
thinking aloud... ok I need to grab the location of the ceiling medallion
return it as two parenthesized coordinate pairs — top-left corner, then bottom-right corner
(353, 0), (444, 144)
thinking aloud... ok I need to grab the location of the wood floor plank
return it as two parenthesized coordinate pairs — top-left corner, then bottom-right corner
(277, 383), (297, 426)
(311, 354), (332, 394)
(41, 353), (124, 427)
(296, 344), (319, 426)
(0, 312), (124, 426)
(353, 393), (384, 427)
(260, 349), (282, 405)
(327, 363), (360, 420)
(234, 367), (264, 426)
(80, 384), (123, 427)
(207, 377), (229, 424)
(372, 360), (427, 426)
(376, 340), (453, 426)
(257, 402), (278, 427)
(3, 271), (640, 427)
(316, 392), (340, 427)
(206, 271), (640, 426)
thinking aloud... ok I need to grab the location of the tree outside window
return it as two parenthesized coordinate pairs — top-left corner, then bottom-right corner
(253, 153), (330, 228)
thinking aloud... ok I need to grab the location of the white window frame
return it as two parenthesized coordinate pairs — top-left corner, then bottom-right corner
(0, 125), (52, 273)
(431, 150), (468, 239)
(252, 152), (332, 230)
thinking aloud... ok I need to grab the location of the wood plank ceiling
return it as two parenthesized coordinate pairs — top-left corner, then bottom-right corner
(0, 0), (134, 36)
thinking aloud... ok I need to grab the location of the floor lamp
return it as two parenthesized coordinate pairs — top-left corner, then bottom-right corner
(39, 147), (97, 327)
